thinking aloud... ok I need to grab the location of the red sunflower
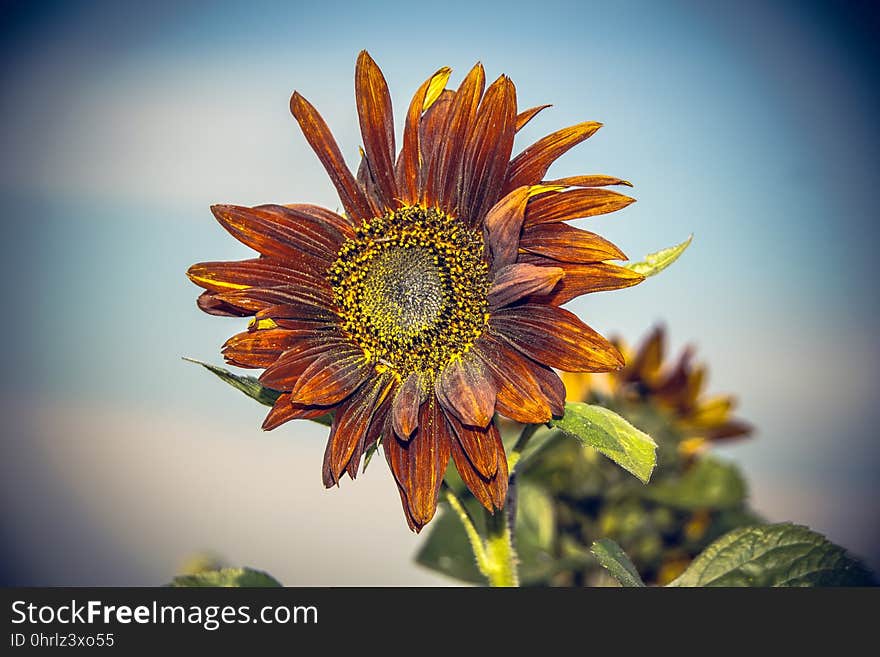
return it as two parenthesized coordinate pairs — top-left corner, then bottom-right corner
(187, 51), (643, 531)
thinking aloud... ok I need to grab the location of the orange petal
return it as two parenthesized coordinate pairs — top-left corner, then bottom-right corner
(517, 255), (645, 305)
(524, 188), (635, 226)
(288, 345), (371, 406)
(211, 204), (345, 262)
(515, 104), (551, 132)
(325, 371), (393, 484)
(459, 74), (517, 227)
(258, 335), (350, 390)
(628, 324), (666, 382)
(397, 66), (451, 204)
(491, 305), (624, 372)
(473, 335), (553, 424)
(355, 51), (398, 211)
(519, 223), (627, 262)
(391, 372), (426, 440)
(435, 350), (497, 428)
(446, 411), (498, 479)
(290, 91), (376, 221)
(543, 174), (633, 188)
(221, 327), (301, 368)
(425, 63), (485, 209)
(418, 89), (454, 200)
(504, 121), (602, 194)
(487, 262), (564, 309)
(262, 393), (330, 431)
(449, 422), (507, 512)
(383, 397), (452, 532)
(484, 186), (531, 270)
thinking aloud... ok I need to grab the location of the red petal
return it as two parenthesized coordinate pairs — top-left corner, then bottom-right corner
(519, 222), (627, 262)
(397, 67), (451, 204)
(196, 291), (252, 317)
(258, 334), (349, 390)
(210, 204), (345, 261)
(426, 63), (485, 209)
(473, 335), (554, 424)
(418, 89), (454, 201)
(491, 304), (623, 372)
(449, 421), (508, 512)
(290, 91), (376, 222)
(355, 51), (398, 210)
(435, 350), (497, 428)
(543, 174), (632, 188)
(383, 397), (452, 531)
(459, 74), (516, 227)
(288, 344), (372, 406)
(483, 186), (531, 271)
(515, 104), (551, 132)
(391, 372), (426, 440)
(487, 263), (564, 309)
(283, 203), (356, 237)
(504, 121), (602, 194)
(445, 412), (497, 478)
(262, 393), (330, 431)
(221, 328), (302, 368)
(517, 255), (645, 305)
(524, 188), (635, 226)
(325, 372), (393, 484)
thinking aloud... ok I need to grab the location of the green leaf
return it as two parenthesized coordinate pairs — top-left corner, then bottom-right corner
(184, 357), (332, 426)
(668, 523), (876, 587)
(590, 538), (645, 587)
(623, 234), (692, 278)
(169, 567), (282, 587)
(549, 402), (657, 483)
(645, 456), (747, 510)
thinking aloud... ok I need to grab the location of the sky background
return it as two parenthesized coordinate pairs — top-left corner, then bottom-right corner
(1, 0), (878, 585)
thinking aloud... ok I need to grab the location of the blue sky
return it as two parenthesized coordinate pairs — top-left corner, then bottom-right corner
(1, 0), (878, 583)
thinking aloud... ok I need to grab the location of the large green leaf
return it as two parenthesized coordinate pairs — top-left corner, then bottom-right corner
(645, 456), (747, 510)
(184, 358), (331, 426)
(623, 235), (692, 278)
(169, 567), (282, 587)
(669, 523), (876, 587)
(590, 539), (645, 587)
(549, 402), (657, 483)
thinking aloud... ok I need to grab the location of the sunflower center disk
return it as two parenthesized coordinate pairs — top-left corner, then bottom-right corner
(329, 206), (489, 378)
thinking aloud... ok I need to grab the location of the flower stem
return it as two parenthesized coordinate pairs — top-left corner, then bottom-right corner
(442, 484), (492, 579)
(484, 504), (520, 587)
(507, 423), (540, 474)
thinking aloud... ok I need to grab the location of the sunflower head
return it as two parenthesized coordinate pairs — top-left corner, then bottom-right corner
(561, 325), (753, 455)
(187, 51), (643, 530)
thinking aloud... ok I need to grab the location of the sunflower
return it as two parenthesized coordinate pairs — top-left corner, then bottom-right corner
(562, 325), (752, 455)
(187, 51), (643, 531)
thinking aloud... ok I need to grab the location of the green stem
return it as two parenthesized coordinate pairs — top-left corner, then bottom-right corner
(443, 422), (546, 588)
(484, 503), (520, 587)
(507, 423), (540, 474)
(442, 485), (492, 579)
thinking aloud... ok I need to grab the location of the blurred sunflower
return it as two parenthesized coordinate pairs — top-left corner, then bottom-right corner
(187, 51), (642, 531)
(531, 326), (757, 585)
(565, 325), (753, 456)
